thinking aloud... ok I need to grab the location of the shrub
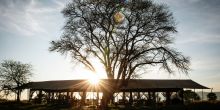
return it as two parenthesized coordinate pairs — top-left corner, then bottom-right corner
(207, 92), (217, 101)
(183, 90), (200, 102)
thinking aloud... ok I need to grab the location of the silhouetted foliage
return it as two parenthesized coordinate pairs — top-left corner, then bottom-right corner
(49, 0), (190, 106)
(0, 60), (32, 102)
(183, 90), (200, 102)
(207, 92), (217, 101)
(50, 0), (190, 84)
(171, 97), (182, 105)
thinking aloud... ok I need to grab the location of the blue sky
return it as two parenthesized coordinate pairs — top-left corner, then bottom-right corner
(0, 0), (220, 91)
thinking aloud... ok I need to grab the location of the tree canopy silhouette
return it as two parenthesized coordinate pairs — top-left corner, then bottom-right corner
(0, 60), (32, 102)
(50, 0), (190, 106)
(50, 0), (189, 80)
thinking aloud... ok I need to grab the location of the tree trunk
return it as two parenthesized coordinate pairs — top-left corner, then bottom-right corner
(81, 91), (86, 106)
(101, 79), (115, 109)
(165, 92), (171, 105)
(101, 91), (109, 109)
(16, 90), (20, 102)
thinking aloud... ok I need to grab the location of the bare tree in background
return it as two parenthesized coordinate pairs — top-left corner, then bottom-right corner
(50, 0), (190, 107)
(0, 60), (32, 102)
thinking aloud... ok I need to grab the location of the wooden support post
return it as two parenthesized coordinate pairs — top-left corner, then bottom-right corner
(67, 91), (70, 99)
(122, 92), (126, 102)
(156, 92), (159, 103)
(55, 92), (58, 99)
(152, 92), (156, 104)
(51, 92), (54, 100)
(137, 92), (140, 100)
(180, 89), (184, 104)
(202, 89), (203, 101)
(70, 92), (73, 99)
(28, 89), (34, 102)
(48, 92), (51, 103)
(193, 88), (195, 102)
(58, 92), (61, 100)
(165, 92), (171, 105)
(27, 89), (30, 101)
(111, 92), (115, 103)
(38, 90), (43, 104)
(97, 91), (99, 105)
(28, 89), (31, 102)
(67, 92), (69, 96)
(148, 92), (151, 100)
(129, 91), (133, 104)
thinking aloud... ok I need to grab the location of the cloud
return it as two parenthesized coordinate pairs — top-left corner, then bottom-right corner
(176, 32), (220, 44)
(0, 0), (67, 39)
(156, 0), (220, 44)
(192, 57), (220, 71)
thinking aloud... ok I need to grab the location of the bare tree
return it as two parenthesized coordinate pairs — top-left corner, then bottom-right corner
(0, 60), (32, 102)
(50, 0), (190, 106)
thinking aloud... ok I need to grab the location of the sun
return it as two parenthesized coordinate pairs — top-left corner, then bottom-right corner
(89, 77), (100, 85)
(88, 74), (100, 85)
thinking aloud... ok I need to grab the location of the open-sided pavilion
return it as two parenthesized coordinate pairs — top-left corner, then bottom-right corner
(20, 79), (209, 105)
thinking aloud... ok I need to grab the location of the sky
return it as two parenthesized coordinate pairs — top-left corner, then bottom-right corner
(0, 0), (220, 92)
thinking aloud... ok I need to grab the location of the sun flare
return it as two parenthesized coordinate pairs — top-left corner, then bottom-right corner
(88, 74), (100, 85)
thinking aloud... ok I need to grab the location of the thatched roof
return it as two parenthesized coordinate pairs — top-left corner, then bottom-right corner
(20, 79), (209, 92)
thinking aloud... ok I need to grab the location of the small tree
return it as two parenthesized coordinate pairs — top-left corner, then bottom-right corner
(207, 92), (217, 101)
(0, 60), (32, 102)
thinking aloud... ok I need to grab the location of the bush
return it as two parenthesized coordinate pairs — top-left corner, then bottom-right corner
(207, 92), (217, 101)
(171, 98), (182, 105)
(183, 90), (200, 102)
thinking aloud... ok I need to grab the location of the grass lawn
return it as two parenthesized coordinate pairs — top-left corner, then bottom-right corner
(0, 100), (220, 110)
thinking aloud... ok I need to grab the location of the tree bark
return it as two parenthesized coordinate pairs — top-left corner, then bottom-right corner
(81, 91), (86, 106)
(101, 80), (115, 109)
(16, 90), (20, 102)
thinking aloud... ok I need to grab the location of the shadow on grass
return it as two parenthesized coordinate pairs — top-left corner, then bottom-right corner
(0, 101), (76, 110)
(0, 101), (220, 110)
